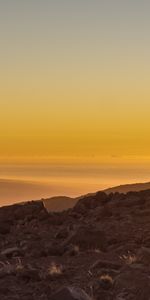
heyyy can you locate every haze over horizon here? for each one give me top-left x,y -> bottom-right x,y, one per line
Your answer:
1,155 -> 150,205
1,1 -> 150,205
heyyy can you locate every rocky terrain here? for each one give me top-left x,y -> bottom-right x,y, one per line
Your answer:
0,189 -> 150,299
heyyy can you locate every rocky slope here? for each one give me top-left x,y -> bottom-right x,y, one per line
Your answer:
0,190 -> 150,299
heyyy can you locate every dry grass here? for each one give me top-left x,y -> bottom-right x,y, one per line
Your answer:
0,259 -> 24,274
94,248 -> 101,254
99,274 -> 114,284
48,262 -> 63,276
15,258 -> 24,271
73,245 -> 80,254
120,253 -> 137,265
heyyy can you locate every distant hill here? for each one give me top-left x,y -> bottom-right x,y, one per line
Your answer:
104,182 -> 150,194
43,182 -> 150,211
1,178 -> 150,211
43,196 -> 78,212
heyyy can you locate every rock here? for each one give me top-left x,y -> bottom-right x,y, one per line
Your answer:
64,244 -> 80,256
0,223 -> 11,235
114,269 -> 150,300
1,247 -> 22,258
55,228 -> 69,239
64,226 -> 107,251
90,260 -> 122,272
119,194 -> 141,208
49,287 -> 91,300
46,244 -> 65,256
1,189 -> 150,299
93,276 -> 114,291
17,267 -> 41,282
137,247 -> 150,264
74,192 -> 107,212
93,288 -> 112,300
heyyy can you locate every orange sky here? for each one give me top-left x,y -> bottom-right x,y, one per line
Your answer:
1,1 -> 150,200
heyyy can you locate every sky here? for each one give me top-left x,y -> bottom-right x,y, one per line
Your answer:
0,0 -> 150,202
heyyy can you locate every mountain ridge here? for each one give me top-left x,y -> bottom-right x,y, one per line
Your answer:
43,181 -> 150,212
1,179 -> 150,210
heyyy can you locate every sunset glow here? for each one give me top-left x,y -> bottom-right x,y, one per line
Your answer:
1,1 -> 150,203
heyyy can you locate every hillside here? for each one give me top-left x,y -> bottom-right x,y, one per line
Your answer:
43,196 -> 78,212
43,181 -> 150,212
105,181 -> 150,194
1,179 -> 150,210
0,189 -> 150,299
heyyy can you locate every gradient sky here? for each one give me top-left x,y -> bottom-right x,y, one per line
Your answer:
1,1 -> 150,199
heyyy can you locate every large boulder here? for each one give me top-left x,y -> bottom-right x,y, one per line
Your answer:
114,268 -> 150,300
1,247 -> 22,258
0,222 -> 11,235
74,192 -> 108,213
137,247 -> 150,265
64,226 -> 107,251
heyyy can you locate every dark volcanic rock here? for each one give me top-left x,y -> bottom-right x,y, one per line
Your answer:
49,287 -> 91,300
114,268 -> 150,300
0,222 -> 11,234
1,247 -> 22,258
1,190 -> 150,299
74,192 -> 108,212
137,246 -> 150,265
64,226 -> 107,251
90,259 -> 122,272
